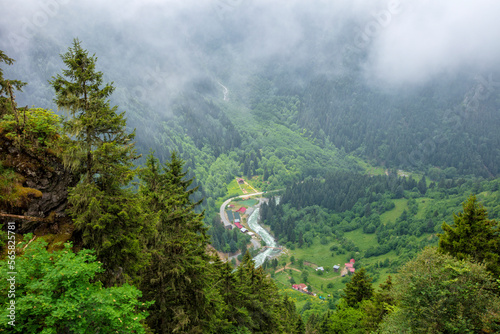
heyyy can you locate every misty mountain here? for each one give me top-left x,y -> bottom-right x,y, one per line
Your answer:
2,0 -> 500,178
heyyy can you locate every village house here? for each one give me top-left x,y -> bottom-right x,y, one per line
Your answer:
292,284 -> 308,292
345,258 -> 356,274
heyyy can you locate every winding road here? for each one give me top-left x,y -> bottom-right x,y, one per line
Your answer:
219,189 -> 283,267
219,192 -> 266,229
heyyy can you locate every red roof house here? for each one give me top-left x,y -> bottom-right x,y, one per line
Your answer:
234,222 -> 243,229
345,263 -> 353,268
349,267 -> 356,273
236,207 -> 247,214
293,284 -> 308,291
350,259 -> 355,264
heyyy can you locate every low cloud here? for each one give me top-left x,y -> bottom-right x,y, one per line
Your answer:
1,0 -> 500,107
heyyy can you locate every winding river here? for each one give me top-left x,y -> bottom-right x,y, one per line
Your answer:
247,206 -> 281,267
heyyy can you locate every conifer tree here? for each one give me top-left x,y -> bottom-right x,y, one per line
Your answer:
362,275 -> 395,331
438,195 -> 500,276
343,267 -> 374,307
139,152 -> 220,333
49,39 -> 144,285
0,50 -> 26,116
231,251 -> 290,333
0,50 -> 27,143
216,261 -> 252,332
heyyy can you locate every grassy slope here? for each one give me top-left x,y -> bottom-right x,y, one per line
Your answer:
380,199 -> 408,223
213,98 -> 500,309
273,193 -> 442,303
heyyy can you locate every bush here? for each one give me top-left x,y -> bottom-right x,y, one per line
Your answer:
386,247 -> 500,333
0,235 -> 151,333
1,108 -> 61,154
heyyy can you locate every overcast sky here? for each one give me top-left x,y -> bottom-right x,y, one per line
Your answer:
1,0 -> 500,94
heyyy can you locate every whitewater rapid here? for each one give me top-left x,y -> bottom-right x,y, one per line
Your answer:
247,207 -> 281,267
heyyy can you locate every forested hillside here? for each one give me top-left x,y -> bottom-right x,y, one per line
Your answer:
2,1 -> 500,333
4,2 -> 500,185
0,44 -> 303,333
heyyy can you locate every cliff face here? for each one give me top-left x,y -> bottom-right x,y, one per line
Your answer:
0,134 -> 77,234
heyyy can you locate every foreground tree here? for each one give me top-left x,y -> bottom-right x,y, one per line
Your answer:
381,247 -> 500,333
438,195 -> 500,276
324,299 -> 365,334
361,276 -> 395,332
343,268 -> 374,307
49,39 -> 144,284
138,152 -> 221,333
0,235 -> 151,333
223,251 -> 303,333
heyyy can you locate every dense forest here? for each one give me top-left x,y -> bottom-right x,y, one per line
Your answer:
2,1 -> 500,332
0,44 -> 302,333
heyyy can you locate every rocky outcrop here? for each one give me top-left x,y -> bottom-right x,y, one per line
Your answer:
0,134 -> 77,233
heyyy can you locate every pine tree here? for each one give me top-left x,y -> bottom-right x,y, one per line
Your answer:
417,176 -> 427,194
295,317 -> 305,334
438,195 -> 500,276
362,275 -> 395,331
0,51 -> 26,117
50,39 -> 138,182
216,261 -> 252,332
139,152 -> 220,333
0,50 -> 27,142
231,251 -> 285,332
49,39 -> 143,285
343,267 -> 374,307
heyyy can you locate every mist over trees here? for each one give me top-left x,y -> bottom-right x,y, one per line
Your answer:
2,0 -> 500,180
2,1 -> 500,333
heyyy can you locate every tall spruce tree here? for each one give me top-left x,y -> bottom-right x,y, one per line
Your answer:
0,51 -> 27,124
231,251 -> 296,333
438,195 -> 500,276
343,268 -> 374,307
49,39 -> 144,285
139,152 -> 220,333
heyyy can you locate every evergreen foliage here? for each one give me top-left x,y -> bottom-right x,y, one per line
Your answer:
49,39 -> 144,284
220,251 -> 304,333
360,276 -> 395,332
49,38 -> 138,181
342,268 -> 374,307
5,37 -> 500,334
0,50 -> 26,117
438,195 -> 500,276
138,152 -> 218,333
1,107 -> 61,154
